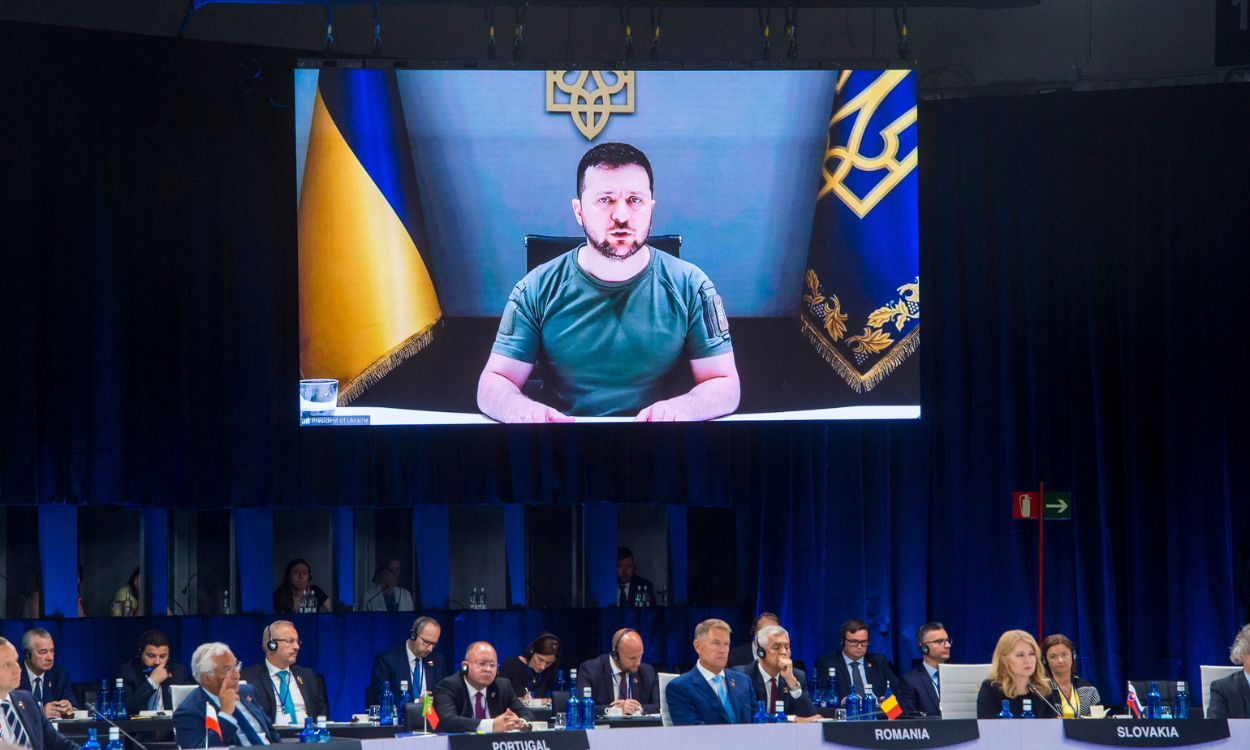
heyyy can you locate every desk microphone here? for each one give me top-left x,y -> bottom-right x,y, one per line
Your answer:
84,703 -> 151,750
1028,685 -> 1065,718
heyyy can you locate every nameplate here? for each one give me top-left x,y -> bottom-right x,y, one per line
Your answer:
1062,719 -> 1230,747
822,720 -> 979,749
302,415 -> 371,426
449,730 -> 590,750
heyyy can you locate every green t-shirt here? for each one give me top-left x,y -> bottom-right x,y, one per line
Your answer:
491,245 -> 733,417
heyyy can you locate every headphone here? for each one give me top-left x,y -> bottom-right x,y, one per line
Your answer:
916,621 -> 945,656
526,633 -> 560,660
409,616 -> 436,642
610,629 -> 636,661
459,661 -> 469,676
265,624 -> 278,652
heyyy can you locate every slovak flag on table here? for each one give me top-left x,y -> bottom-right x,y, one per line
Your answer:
204,701 -> 222,745
1125,682 -> 1145,718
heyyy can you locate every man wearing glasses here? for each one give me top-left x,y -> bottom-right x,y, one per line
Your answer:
815,619 -> 900,709
241,622 -> 328,726
174,643 -> 281,748
899,622 -> 952,717
431,642 -> 534,733
371,616 -> 446,704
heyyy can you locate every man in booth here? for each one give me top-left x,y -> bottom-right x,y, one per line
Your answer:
240,621 -> 328,726
430,642 -> 534,733
476,142 -> 740,422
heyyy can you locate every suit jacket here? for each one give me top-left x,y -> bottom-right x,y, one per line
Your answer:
814,652 -> 899,702
616,575 -> 654,608
117,660 -> 194,715
898,666 -> 941,717
430,674 -> 535,733
664,667 -> 754,725
19,664 -> 76,708
730,662 -> 815,717
576,653 -> 660,713
975,680 -> 1059,719
239,662 -> 328,724
1206,671 -> 1250,719
172,684 -> 282,748
370,643 -> 446,703
0,690 -> 79,750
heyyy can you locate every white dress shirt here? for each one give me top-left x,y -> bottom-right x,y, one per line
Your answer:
265,660 -> 308,725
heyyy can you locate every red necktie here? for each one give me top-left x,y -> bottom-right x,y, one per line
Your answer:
769,677 -> 781,709
619,671 -> 630,701
474,692 -> 486,719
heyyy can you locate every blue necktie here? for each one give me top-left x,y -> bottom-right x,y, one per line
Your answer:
712,675 -> 735,722
412,661 -> 423,696
278,671 -> 297,723
851,662 -> 865,697
234,703 -> 268,746
32,677 -> 43,706
3,700 -> 31,747
148,683 -> 163,711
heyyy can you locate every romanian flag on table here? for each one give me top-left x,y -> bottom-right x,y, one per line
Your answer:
422,692 -> 438,731
880,688 -> 903,720
1125,682 -> 1145,719
799,69 -> 919,394
299,69 -> 442,405
204,701 -> 221,742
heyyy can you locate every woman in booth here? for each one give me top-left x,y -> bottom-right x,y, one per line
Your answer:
273,558 -> 332,613
977,629 -> 1060,718
498,633 -> 561,700
111,568 -> 143,616
1041,634 -> 1101,717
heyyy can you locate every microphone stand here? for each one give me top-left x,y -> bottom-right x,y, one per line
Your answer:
1029,685 -> 1066,719
84,703 -> 151,750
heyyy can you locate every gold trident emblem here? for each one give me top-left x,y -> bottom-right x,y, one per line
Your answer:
546,70 -> 635,141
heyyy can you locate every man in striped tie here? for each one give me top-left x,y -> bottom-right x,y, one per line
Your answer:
0,636 -> 79,750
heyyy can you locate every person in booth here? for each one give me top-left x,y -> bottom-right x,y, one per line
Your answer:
728,612 -> 780,669
1040,633 -> 1100,718
498,633 -> 560,700
430,642 -> 535,733
174,643 -> 281,748
117,629 -> 193,715
476,142 -> 740,422
616,547 -> 655,607
576,628 -> 660,715
240,621 -> 328,726
17,629 -> 75,719
664,619 -> 753,725
360,557 -> 414,612
730,624 -> 819,721
976,630 -> 1059,718
898,621 -> 951,718
815,619 -> 900,705
0,636 -> 79,750
1207,623 -> 1250,719
272,558 -> 331,614
371,616 -> 445,701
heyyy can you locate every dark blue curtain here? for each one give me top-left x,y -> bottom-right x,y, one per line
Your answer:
3,19 -> 1249,713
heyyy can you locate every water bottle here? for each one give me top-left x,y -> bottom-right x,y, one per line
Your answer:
398,679 -> 411,727
222,589 -> 231,615
82,728 -> 102,750
772,700 -> 788,723
566,690 -> 582,730
105,727 -> 123,750
113,678 -> 128,719
752,700 -> 770,724
997,699 -> 1013,719
379,680 -> 394,726
844,690 -> 862,721
1146,682 -> 1162,720
479,587 -> 488,610
581,687 -> 595,729
862,686 -> 877,721
316,715 -> 330,743
1021,698 -> 1034,719
1174,681 -> 1189,719
97,679 -> 113,719
826,668 -> 839,708
299,717 -> 317,743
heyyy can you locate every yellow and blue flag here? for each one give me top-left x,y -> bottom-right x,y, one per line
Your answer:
298,69 -> 441,404
800,70 -> 919,393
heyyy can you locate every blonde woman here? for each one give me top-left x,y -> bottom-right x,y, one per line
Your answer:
976,630 -> 1059,718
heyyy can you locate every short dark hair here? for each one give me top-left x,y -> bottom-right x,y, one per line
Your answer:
841,619 -> 869,639
138,629 -> 170,651
617,547 -> 634,562
576,143 -> 654,198
916,621 -> 946,650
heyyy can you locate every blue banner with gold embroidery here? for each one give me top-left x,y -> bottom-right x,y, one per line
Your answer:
800,70 -> 919,394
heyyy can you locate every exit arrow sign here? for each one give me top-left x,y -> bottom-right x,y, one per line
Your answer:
1044,491 -> 1072,520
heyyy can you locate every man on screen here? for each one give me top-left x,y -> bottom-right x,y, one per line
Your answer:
477,142 -> 740,422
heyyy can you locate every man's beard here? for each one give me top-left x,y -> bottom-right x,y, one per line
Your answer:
588,224 -> 649,261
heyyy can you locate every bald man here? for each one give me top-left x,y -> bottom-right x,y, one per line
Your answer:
430,642 -> 535,733
576,628 -> 659,715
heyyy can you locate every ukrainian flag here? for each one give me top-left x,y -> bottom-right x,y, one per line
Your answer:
298,69 -> 441,404
800,70 -> 919,394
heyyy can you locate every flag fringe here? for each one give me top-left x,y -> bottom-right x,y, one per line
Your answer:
337,316 -> 442,406
800,317 -> 919,393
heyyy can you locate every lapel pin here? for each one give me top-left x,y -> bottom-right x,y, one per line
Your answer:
297,676 -> 304,686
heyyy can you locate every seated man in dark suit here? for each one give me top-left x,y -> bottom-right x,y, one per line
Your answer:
616,548 -> 655,608
727,612 -> 779,670
898,622 -> 950,718
118,629 -> 194,715
730,624 -> 818,720
240,621 -> 328,726
815,619 -> 900,706
18,629 -> 75,719
576,628 -> 660,715
431,642 -> 535,733
664,618 -> 753,725
173,642 -> 282,748
1208,624 -> 1250,719
371,616 -> 445,702
0,636 -> 79,750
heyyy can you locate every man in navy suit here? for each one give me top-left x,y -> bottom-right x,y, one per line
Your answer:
576,628 -> 660,715
815,619 -> 900,705
430,642 -> 534,733
730,624 -> 818,720
898,622 -> 950,718
664,619 -> 753,725
117,629 -> 194,715
1208,624 -> 1250,719
18,629 -> 75,720
0,637 -> 79,750
240,621 -> 329,726
370,616 -> 445,703
173,642 -> 282,748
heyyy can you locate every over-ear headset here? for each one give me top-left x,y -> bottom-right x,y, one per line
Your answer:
611,629 -> 636,661
265,624 -> 278,652
460,661 -> 469,676
916,622 -> 945,657
526,633 -> 560,660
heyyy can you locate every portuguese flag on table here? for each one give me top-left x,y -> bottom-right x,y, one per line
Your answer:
422,692 -> 439,731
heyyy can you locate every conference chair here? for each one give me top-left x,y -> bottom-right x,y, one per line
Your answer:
170,684 -> 197,709
1199,665 -> 1240,718
937,664 -> 991,719
658,672 -> 678,727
